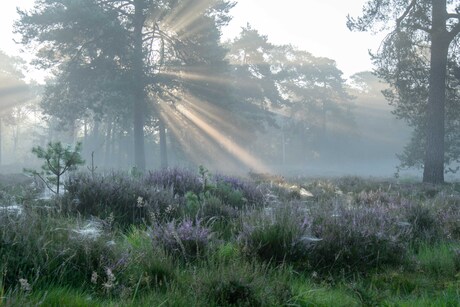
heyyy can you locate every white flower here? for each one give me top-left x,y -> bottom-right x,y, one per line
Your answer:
102,268 -> 116,290
19,278 -> 32,292
91,271 -> 98,284
137,196 -> 144,208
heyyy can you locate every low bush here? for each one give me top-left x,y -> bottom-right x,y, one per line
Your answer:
145,168 -> 203,196
111,227 -> 176,298
403,202 -> 440,245
213,174 -> 265,207
238,202 -> 312,264
151,218 -> 214,261
198,260 -> 293,306
63,173 -> 178,227
0,209 -> 117,291
309,203 -> 411,273
416,243 -> 459,278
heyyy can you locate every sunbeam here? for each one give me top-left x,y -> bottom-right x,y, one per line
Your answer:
175,102 -> 270,173
161,0 -> 215,38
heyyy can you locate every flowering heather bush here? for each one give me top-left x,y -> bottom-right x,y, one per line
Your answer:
238,202 -> 313,264
0,210 -> 117,290
113,227 -> 176,295
63,173 -> 178,227
309,202 -> 410,272
402,202 -> 440,245
300,180 -> 343,203
428,193 -> 460,241
145,168 -> 203,196
212,174 -> 265,207
198,194 -> 239,221
354,189 -> 403,207
151,219 -> 213,261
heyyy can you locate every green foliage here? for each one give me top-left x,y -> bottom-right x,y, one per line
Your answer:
63,172 -> 177,228
16,0 -> 236,170
348,0 -> 460,181
238,203 -> 311,265
291,279 -> 360,306
404,203 -> 440,246
116,227 -> 176,298
416,243 -> 460,279
197,260 -> 294,306
214,242 -> 240,263
0,209 -> 117,291
25,142 -> 84,195
185,191 -> 201,216
4,174 -> 460,305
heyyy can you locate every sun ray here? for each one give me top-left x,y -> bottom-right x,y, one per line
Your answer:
157,101 -> 244,171
175,102 -> 270,173
161,0 -> 215,38
159,69 -> 231,85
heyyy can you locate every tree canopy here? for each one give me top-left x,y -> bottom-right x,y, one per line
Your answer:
348,0 -> 460,183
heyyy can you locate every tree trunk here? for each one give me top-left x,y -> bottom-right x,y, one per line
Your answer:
133,0 -> 146,171
159,117 -> 168,168
105,120 -> 112,168
423,0 -> 449,184
0,117 -> 2,166
92,120 -> 100,166
13,125 -> 19,155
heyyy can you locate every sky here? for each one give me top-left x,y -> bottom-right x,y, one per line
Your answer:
0,0 -> 384,80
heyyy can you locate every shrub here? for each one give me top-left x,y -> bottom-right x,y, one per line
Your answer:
0,209 -> 117,290
416,243 -> 459,278
151,219 -> 214,261
210,278 -> 259,306
212,174 -> 265,207
403,202 -> 440,245
199,193 -> 238,222
238,202 -> 313,264
197,258 -> 294,306
25,142 -> 84,195
309,203 -> 410,273
145,168 -> 202,196
63,173 -> 178,227
113,227 -> 176,298
213,242 -> 240,263
432,194 -> 460,240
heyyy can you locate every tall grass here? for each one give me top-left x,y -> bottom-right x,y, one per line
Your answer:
1,171 -> 460,304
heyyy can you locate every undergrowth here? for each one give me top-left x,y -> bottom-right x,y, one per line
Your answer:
1,169 -> 459,305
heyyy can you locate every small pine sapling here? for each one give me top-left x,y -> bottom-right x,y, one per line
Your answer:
25,141 -> 85,195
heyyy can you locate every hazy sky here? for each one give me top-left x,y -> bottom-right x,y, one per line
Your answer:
0,0 -> 383,79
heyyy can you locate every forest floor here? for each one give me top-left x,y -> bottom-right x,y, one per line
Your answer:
0,169 -> 459,306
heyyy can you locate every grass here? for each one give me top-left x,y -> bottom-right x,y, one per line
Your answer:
1,169 -> 460,305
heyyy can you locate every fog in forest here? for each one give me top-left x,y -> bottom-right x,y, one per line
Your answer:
0,0 -> 454,180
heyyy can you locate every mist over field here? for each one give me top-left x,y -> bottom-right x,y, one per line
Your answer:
3,2 -> 460,306
0,0 -> 458,182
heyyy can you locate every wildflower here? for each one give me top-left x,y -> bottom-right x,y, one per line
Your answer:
136,196 -> 144,208
19,278 -> 31,292
91,271 -> 98,284
165,204 -> 175,214
106,212 -> 114,226
102,268 -> 116,290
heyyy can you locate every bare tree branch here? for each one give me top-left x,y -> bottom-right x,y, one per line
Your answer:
396,0 -> 417,28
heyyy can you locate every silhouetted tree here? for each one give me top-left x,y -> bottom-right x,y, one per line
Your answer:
348,0 -> 460,183
227,28 -> 353,163
0,51 -> 32,165
16,0 -> 235,171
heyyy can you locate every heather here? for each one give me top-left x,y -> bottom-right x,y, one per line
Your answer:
1,169 -> 460,305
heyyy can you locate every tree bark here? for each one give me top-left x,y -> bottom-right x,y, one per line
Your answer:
159,117 -> 168,168
132,0 -> 146,171
0,117 -> 2,166
423,0 -> 449,184
105,120 -> 112,168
